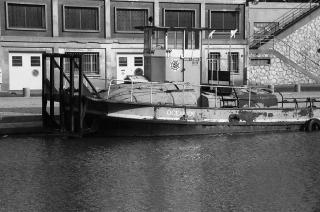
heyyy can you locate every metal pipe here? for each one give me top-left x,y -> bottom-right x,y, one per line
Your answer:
215,87 -> 218,108
78,55 -> 83,134
130,81 -> 134,102
42,53 -> 47,127
59,56 -> 65,132
182,84 -> 185,106
248,87 -> 251,108
150,83 -> 153,104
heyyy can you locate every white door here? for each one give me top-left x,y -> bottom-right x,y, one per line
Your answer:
9,53 -> 42,90
116,54 -> 144,82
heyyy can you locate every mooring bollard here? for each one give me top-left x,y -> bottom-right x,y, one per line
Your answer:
294,84 -> 301,93
268,84 -> 275,93
23,88 -> 30,97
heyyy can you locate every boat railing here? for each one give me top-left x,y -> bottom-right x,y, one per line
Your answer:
106,79 -> 302,108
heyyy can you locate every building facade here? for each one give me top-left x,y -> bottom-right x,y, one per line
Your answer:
0,0 -> 249,92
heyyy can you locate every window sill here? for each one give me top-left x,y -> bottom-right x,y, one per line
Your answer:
6,27 -> 47,31
115,31 -> 144,34
63,29 -> 100,33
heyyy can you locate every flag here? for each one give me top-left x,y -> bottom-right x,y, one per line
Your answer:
208,30 -> 215,39
230,29 -> 238,38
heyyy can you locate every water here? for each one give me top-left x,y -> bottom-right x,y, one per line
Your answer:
1,132 -> 320,212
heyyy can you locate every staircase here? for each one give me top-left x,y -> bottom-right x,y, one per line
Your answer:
250,0 -> 320,49
253,37 -> 320,82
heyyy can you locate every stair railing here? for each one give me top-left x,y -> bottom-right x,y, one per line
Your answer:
250,0 -> 320,48
272,37 -> 320,78
253,36 -> 320,79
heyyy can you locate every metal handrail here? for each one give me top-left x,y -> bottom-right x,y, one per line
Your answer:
251,34 -> 320,79
250,0 -> 320,48
106,79 -> 296,108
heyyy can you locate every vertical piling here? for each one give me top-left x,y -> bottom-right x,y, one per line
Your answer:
59,56 -> 65,132
78,55 -> 83,134
70,57 -> 75,133
50,56 -> 55,118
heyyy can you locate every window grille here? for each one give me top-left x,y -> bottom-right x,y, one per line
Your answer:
7,3 -> 46,29
134,57 -> 143,66
116,8 -> 148,32
12,56 -> 22,67
118,57 -> 127,67
31,56 -> 41,66
64,6 -> 99,31
64,53 -> 99,74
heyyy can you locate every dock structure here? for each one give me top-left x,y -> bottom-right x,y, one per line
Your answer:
42,53 -> 100,136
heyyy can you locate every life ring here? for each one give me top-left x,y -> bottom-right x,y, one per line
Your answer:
305,118 -> 320,132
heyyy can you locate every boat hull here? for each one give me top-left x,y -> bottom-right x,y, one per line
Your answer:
90,116 -> 305,136
83,100 -> 315,136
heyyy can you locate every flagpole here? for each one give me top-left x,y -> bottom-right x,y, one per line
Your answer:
208,30 -> 215,86
229,29 -> 238,86
229,34 -> 232,86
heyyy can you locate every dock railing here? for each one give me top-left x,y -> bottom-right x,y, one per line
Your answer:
105,79 -> 319,109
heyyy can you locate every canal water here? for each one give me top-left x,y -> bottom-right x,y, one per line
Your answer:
1,132 -> 320,212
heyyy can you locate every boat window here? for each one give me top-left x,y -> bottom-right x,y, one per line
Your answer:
152,31 -> 165,49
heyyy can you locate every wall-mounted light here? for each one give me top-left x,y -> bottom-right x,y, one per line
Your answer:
246,0 -> 259,6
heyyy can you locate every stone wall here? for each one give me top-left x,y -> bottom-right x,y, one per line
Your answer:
248,53 -> 315,85
249,8 -> 320,85
282,15 -> 320,64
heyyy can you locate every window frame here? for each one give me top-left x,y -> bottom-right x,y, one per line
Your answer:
64,52 -> 100,75
228,52 -> 240,74
6,2 -> 47,31
209,10 -> 239,34
163,8 -> 196,28
63,5 -> 100,33
114,7 -> 149,34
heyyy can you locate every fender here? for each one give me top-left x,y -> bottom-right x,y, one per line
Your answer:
305,118 -> 320,132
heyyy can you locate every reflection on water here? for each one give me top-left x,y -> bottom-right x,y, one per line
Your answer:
1,132 -> 320,211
